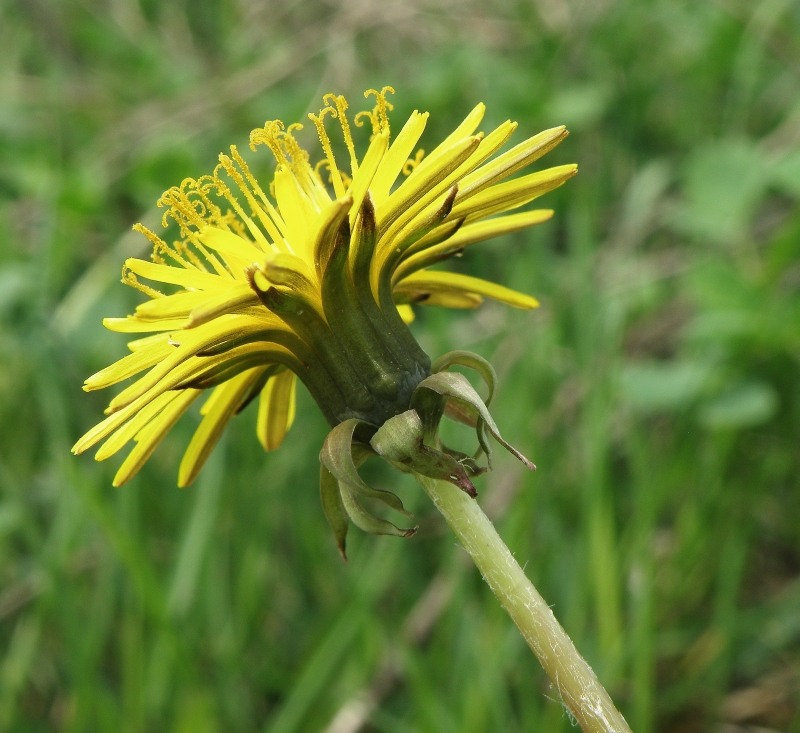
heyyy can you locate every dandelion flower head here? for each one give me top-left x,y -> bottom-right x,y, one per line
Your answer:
73,86 -> 576,492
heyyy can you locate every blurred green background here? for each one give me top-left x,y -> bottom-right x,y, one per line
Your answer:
2,0 -> 799,731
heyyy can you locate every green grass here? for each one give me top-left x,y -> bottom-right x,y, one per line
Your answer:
2,0 -> 799,731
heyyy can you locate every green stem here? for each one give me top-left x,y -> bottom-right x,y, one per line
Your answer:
417,474 -> 632,733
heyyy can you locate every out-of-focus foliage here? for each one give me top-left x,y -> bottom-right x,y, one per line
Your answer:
1,0 -> 798,731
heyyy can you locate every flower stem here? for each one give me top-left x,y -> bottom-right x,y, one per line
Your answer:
416,474 -> 632,733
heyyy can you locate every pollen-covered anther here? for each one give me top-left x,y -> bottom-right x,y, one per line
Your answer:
155,181 -> 208,235
322,93 -> 359,174
281,123 -> 308,163
308,106 -> 347,198
354,85 -> 395,136
249,119 -> 287,159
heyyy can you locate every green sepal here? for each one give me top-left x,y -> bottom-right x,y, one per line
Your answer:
319,201 -> 431,426
349,443 -> 413,516
348,196 -> 428,363
338,482 -> 417,540
404,383 -> 444,444
319,419 -> 416,543
414,371 -> 536,471
430,351 -> 497,464
320,464 -> 349,559
431,349 -> 497,406
370,410 -> 479,497
349,193 -> 378,288
476,418 -> 493,468
313,196 -> 352,278
368,410 -> 421,461
320,208 -> 405,398
320,419 -> 412,515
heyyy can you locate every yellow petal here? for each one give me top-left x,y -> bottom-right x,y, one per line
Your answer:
113,389 -> 200,486
368,111 -> 429,205
178,369 -> 263,486
396,270 -> 539,309
106,319 -> 283,412
447,120 -> 518,184
312,196 -> 353,277
257,369 -> 297,450
346,129 -> 389,223
125,258 -> 228,291
394,209 -> 554,282
396,304 -> 415,323
450,164 -> 578,221
379,135 -> 481,236
126,333 -> 173,352
399,290 -> 484,309
131,284 -> 258,325
185,287 -> 261,328
103,316 -> 190,333
96,390 -> 182,461
199,227 -> 268,274
84,341 -> 174,391
261,252 -> 320,305
274,166 -> 318,252
134,291 -> 213,320
432,102 -> 485,150
381,122 -> 519,259
457,126 -> 570,199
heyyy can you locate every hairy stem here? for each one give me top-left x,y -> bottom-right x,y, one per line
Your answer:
417,474 -> 632,733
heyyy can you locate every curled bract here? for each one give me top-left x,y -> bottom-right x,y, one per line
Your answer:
319,351 -> 534,558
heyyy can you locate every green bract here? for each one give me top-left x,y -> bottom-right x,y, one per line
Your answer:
319,351 -> 535,557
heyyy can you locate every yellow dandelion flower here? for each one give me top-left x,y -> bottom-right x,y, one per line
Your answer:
73,87 -> 575,543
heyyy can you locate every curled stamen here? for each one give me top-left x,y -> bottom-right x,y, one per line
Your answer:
121,264 -> 164,299
157,186 -> 182,228
249,120 -> 288,165
196,174 -> 217,194
133,223 -> 190,270
215,153 -> 285,247
353,109 -> 375,133
314,161 -> 353,193
325,93 -> 359,176
402,149 -> 426,176
228,146 -> 281,225
309,106 -> 346,198
281,125 -> 311,169
181,177 -> 228,227
174,238 -> 208,272
214,159 -> 258,220
364,86 -> 395,135
169,186 -> 236,275
269,126 -> 331,214
133,222 -> 167,252
157,181 -> 209,235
